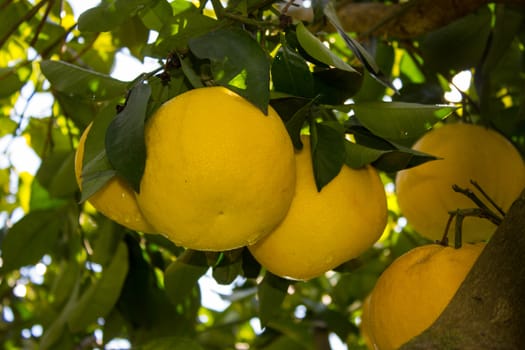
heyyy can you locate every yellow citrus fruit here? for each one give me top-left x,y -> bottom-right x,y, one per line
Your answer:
366,243 -> 485,350
136,86 -> 296,251
360,295 -> 374,349
396,123 -> 525,243
75,123 -> 155,232
248,136 -> 387,280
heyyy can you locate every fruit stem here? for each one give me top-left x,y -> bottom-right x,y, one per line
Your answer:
469,179 -> 506,217
451,184 -> 503,226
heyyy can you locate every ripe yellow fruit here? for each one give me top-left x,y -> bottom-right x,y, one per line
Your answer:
366,243 -> 485,350
136,87 -> 296,251
75,123 -> 155,233
249,136 -> 387,280
360,295 -> 374,349
396,123 -> 525,243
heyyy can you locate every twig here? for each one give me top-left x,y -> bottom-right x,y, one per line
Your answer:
0,0 -> 49,50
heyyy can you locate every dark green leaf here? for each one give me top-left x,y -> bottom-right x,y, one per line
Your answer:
349,102 -> 454,146
115,16 -> 150,59
0,208 -> 64,273
164,250 -> 209,307
310,121 -> 346,191
40,60 -> 128,101
140,337 -> 205,350
285,98 -> 318,149
258,272 -> 291,326
482,6 -> 524,74
0,67 -> 29,98
313,67 -> 363,105
212,249 -> 244,284
36,151 -> 77,198
143,6 -> 218,57
372,144 -> 438,173
189,28 -> 271,113
50,260 -> 81,308
296,22 -> 356,73
91,219 -> 125,265
78,5 -> 124,32
344,140 -> 388,169
271,36 -> 314,98
420,7 -> 491,73
67,241 -> 129,332
78,0 -> 151,32
105,83 -> 150,192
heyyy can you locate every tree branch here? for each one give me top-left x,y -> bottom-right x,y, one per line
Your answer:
400,187 -> 525,349
334,0 -> 525,38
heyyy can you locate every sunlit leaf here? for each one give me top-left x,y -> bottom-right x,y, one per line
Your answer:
296,22 -> 356,73
40,60 -> 128,101
349,102 -> 454,146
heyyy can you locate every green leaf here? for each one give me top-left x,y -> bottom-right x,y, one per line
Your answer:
0,67 -> 29,98
295,22 -> 356,73
140,0 -> 174,31
284,98 -> 318,149
36,151 -> 77,198
78,0 -> 151,32
349,102 -> 454,146
29,178 -> 68,211
310,121 -> 346,191
67,241 -> 129,332
189,28 -> 271,114
78,5 -> 124,32
143,6 -> 218,57
40,60 -> 128,101
344,140 -> 388,168
79,104 -> 119,203
115,16 -> 150,59
420,7 -> 491,73
212,249 -> 244,284
313,67 -> 363,105
0,118 -> 18,137
105,83 -> 150,192
91,218 -> 125,266
164,250 -> 209,307
257,272 -> 291,326
140,337 -> 205,350
0,208 -> 64,274
271,36 -> 314,98
372,144 -> 438,173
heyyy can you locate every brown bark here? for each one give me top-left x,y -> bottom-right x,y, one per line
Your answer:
335,0 -> 525,38
399,188 -> 525,349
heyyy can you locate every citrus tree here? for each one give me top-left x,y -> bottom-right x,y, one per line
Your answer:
1,0 -> 524,349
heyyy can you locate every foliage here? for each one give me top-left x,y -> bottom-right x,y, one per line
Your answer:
0,0 -> 524,349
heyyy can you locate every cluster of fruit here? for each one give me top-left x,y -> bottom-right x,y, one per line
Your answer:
361,123 -> 525,349
75,86 -> 388,281
76,86 -> 525,348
